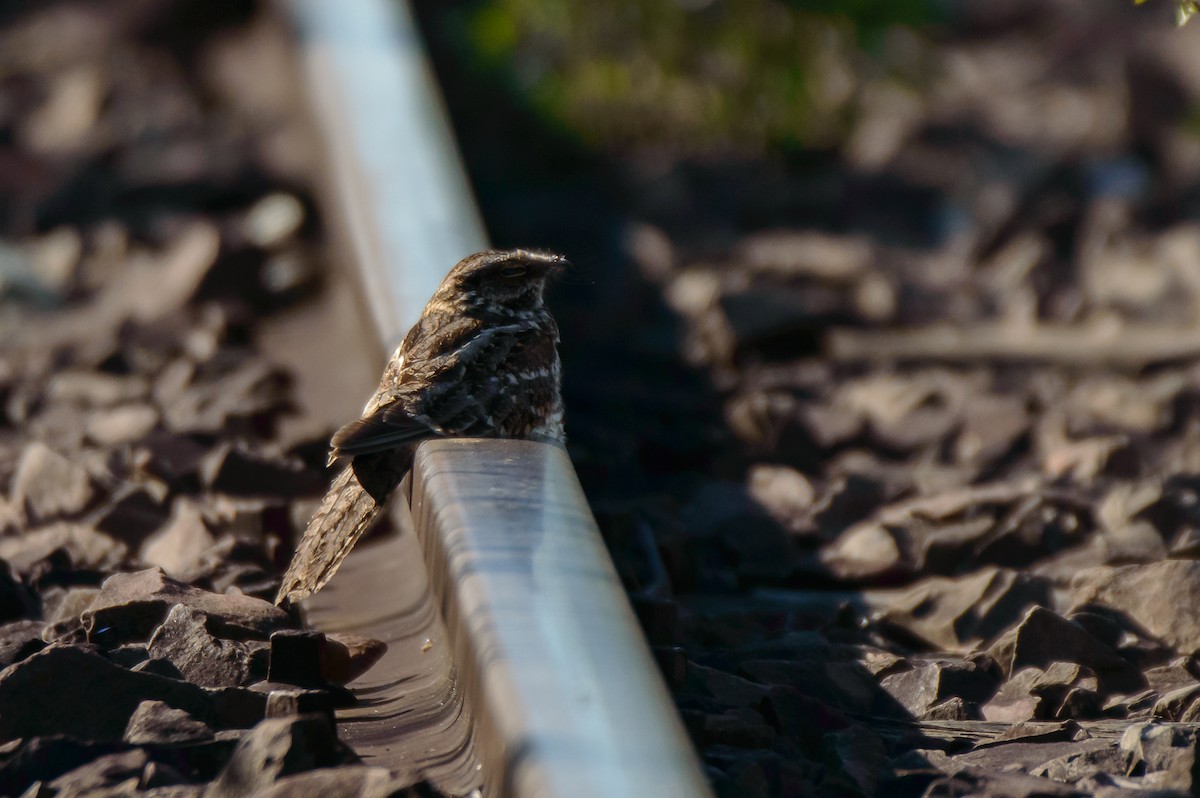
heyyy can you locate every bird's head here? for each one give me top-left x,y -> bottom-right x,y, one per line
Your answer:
436,249 -> 568,313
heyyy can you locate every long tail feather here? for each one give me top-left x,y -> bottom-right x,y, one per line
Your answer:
275,467 -> 383,606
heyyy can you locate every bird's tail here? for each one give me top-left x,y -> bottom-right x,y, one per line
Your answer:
275,466 -> 383,606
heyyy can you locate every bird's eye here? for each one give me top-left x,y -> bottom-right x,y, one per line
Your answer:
500,264 -> 528,278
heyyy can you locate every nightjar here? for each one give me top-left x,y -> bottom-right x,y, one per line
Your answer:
275,249 -> 567,606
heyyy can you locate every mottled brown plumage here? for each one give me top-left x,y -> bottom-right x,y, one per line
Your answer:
275,249 -> 567,606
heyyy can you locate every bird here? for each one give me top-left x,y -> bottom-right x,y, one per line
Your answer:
275,248 -> 567,607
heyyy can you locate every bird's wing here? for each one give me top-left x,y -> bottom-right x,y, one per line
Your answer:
331,320 -> 538,459
329,411 -> 441,458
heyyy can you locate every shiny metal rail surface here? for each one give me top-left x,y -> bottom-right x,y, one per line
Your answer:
287,0 -> 487,350
412,440 -> 713,798
301,503 -> 483,794
285,0 -> 714,795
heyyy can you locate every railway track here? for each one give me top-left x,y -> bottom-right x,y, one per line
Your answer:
281,1 -> 712,795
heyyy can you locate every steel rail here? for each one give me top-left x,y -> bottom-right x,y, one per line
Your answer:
283,1 -> 713,796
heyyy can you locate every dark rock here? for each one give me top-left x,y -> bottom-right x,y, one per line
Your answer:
81,568 -> 289,645
988,607 -> 1136,688
1154,684 -> 1200,722
982,667 -> 1050,723
47,748 -> 148,795
681,481 -> 796,583
879,568 -> 1051,650
741,658 -> 878,715
652,646 -> 689,689
0,621 -> 44,668
201,443 -> 321,498
1104,689 -> 1158,720
147,605 -> 252,688
319,633 -> 387,685
758,686 -> 851,752
10,442 -> 94,522
972,497 -> 1089,569
983,720 -> 1087,746
46,586 -> 101,625
700,709 -> 777,749
686,663 -> 770,712
267,630 -> 327,687
140,499 -> 216,579
141,430 -> 209,490
0,564 -> 36,625
0,644 -> 263,741
0,524 -> 126,576
811,474 -> 887,538
124,699 -> 214,744
108,644 -> 149,668
205,715 -> 352,798
92,487 -> 171,549
954,738 -> 1115,786
1120,722 -> 1200,790
0,737 -> 128,794
262,687 -> 336,720
911,515 -> 995,574
141,760 -> 191,790
162,360 -> 288,435
1144,658 -> 1200,694
954,394 -> 1028,467
879,660 -> 998,716
253,767 -> 426,798
133,657 -> 186,680
920,769 -> 1086,797
822,724 -> 887,797
1027,663 -> 1102,721
41,585 -> 101,642
921,697 -> 975,721
1055,685 -> 1103,720
1071,561 -> 1200,655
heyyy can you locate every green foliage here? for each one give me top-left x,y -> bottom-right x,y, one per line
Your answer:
1135,0 -> 1199,25
463,0 -> 940,153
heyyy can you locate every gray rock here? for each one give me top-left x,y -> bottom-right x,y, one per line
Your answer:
0,620 -> 45,668
1120,722 -> 1200,790
319,633 -> 388,685
0,564 -> 35,625
880,568 -> 1051,650
48,749 -> 148,795
91,487 -> 171,549
1072,561 -> 1200,655
85,403 -> 159,446
879,660 -> 996,717
201,443 -> 321,498
252,768 -> 426,798
982,667 -> 1050,723
140,499 -> 216,579
1154,684 -> 1200,722
81,568 -> 289,645
822,725 -> 887,797
0,524 -> 126,575
0,644 -> 264,741
148,605 -> 252,688
10,442 -> 94,523
124,700 -> 214,744
988,606 -> 1135,688
205,715 -> 351,798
